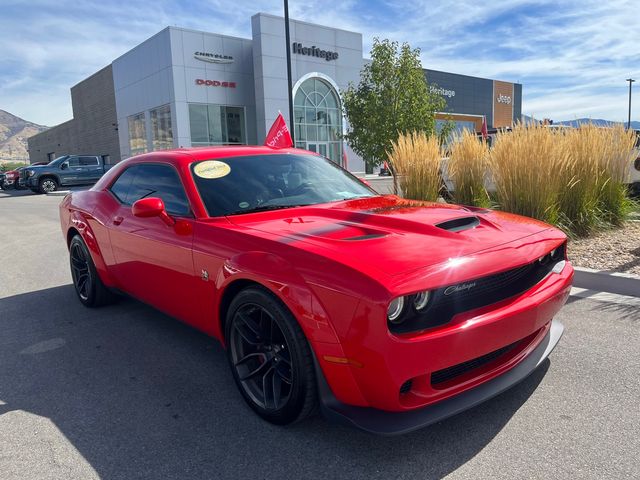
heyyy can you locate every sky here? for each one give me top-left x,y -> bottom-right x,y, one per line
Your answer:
0,0 -> 638,127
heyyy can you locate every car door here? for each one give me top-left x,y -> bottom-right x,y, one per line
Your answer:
106,163 -> 198,323
79,156 -> 103,183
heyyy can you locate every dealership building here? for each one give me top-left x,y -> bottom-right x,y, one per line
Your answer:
28,12 -> 522,174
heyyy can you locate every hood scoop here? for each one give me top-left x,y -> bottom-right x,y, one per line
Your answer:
435,216 -> 480,233
343,233 -> 387,241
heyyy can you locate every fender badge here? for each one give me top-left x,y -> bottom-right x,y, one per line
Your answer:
201,269 -> 209,281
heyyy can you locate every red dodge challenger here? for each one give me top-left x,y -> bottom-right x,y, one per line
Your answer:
59,146 -> 573,434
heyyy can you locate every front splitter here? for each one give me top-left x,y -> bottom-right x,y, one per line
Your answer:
317,319 -> 564,435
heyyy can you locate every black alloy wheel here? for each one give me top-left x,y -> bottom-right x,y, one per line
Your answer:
70,239 -> 92,302
68,235 -> 116,307
226,288 -> 317,424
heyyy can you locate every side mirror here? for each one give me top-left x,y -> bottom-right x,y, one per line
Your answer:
60,162 -> 68,170
132,197 -> 175,226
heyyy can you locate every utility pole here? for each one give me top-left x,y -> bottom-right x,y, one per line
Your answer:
626,78 -> 635,130
284,0 -> 295,142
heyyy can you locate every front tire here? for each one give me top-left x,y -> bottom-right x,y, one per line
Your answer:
69,235 -> 116,307
39,177 -> 58,194
225,287 -> 317,425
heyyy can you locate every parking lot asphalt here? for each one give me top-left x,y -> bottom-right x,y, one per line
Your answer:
1,189 -> 639,480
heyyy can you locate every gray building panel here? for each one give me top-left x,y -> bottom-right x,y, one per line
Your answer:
28,65 -> 119,164
426,68 -> 497,127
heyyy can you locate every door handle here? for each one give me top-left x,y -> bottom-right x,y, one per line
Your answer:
113,216 -> 124,226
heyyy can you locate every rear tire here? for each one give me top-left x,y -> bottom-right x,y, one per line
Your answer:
69,235 -> 116,307
225,287 -> 317,425
39,177 -> 58,194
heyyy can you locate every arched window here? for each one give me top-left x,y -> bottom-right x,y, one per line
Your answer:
293,77 -> 342,165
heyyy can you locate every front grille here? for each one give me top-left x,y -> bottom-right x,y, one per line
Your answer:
390,243 -> 566,333
431,342 -> 517,387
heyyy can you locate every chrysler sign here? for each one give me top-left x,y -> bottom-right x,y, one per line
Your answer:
292,42 -> 339,61
194,51 -> 234,64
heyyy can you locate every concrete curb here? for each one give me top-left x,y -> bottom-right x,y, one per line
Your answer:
573,267 -> 640,298
46,190 -> 71,197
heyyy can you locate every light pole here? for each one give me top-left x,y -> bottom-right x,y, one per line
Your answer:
626,78 -> 635,130
284,0 -> 295,142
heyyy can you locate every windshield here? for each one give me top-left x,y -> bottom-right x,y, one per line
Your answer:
49,156 -> 70,166
191,153 -> 377,216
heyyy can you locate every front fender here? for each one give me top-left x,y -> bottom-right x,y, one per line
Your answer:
217,251 -> 347,345
36,172 -> 61,185
216,250 -> 370,407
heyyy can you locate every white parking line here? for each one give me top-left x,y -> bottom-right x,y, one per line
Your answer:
570,287 -> 640,308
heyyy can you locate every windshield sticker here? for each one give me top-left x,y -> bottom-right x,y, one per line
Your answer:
194,161 -> 231,179
238,202 -> 250,209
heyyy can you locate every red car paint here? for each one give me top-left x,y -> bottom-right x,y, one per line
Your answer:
59,146 -> 573,413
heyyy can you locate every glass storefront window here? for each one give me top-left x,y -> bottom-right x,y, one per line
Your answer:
128,112 -> 147,156
150,104 -> 174,151
226,107 -> 245,144
189,104 -> 247,146
293,77 -> 343,165
189,105 -> 209,144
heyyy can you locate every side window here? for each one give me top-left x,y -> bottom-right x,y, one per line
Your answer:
127,164 -> 190,216
67,156 -> 80,167
79,156 -> 99,166
109,166 -> 138,203
109,164 -> 190,216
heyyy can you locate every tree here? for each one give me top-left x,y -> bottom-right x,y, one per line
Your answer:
343,38 -> 447,177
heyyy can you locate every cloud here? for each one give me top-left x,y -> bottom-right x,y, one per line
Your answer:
0,0 -> 638,125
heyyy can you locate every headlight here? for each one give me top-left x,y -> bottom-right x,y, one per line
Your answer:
26,170 -> 35,177
387,297 -> 405,324
413,290 -> 431,311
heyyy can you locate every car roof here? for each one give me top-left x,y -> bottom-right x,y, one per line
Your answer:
128,145 -> 314,166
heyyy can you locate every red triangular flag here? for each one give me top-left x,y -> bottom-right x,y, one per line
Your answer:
481,116 -> 488,140
264,112 -> 293,149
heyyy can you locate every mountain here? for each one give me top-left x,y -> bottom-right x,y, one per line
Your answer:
521,115 -> 639,129
0,110 -> 48,164
555,118 -> 640,129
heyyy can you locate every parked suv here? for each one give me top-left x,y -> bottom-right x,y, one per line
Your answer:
23,155 -> 113,194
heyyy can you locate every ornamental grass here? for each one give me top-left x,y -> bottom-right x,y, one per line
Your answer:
488,122 -> 636,237
387,123 -> 636,237
388,131 -> 442,201
488,122 -> 563,225
446,130 -> 490,207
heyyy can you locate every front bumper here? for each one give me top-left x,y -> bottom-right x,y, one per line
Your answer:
318,319 -> 563,435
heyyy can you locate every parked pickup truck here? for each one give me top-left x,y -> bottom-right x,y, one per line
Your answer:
23,155 -> 113,194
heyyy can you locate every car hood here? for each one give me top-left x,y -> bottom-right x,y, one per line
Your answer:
227,196 -> 554,276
